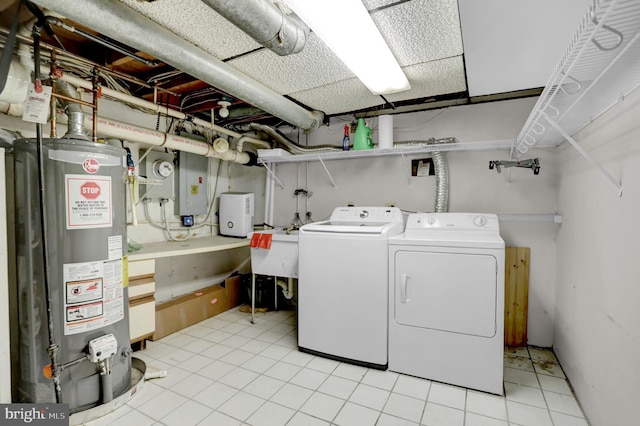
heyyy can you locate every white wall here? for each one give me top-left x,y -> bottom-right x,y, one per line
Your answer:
274,97 -> 560,346
554,87 -> 640,426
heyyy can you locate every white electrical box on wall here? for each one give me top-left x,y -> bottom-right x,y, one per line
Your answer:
219,192 -> 254,237
175,151 -> 208,216
139,150 -> 174,200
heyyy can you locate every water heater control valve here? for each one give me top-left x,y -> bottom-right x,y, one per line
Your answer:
87,334 -> 118,363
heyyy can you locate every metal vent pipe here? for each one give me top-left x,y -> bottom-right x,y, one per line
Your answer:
201,0 -> 308,56
53,80 -> 87,140
30,0 -> 324,132
394,138 -> 455,213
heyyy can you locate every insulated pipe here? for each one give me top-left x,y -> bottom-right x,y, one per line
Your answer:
236,136 -> 271,152
201,0 -> 308,56
245,123 -> 342,153
30,0 -> 324,131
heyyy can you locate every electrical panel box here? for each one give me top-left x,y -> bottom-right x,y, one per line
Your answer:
175,151 -> 208,216
139,150 -> 175,200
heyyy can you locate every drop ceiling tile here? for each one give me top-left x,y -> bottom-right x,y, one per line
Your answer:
290,78 -> 382,115
228,33 -> 353,94
119,0 -> 260,59
290,56 -> 466,115
363,0 -> 400,9
372,0 -> 463,66
385,56 -> 467,103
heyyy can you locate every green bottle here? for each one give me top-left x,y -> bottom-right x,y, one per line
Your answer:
352,118 -> 373,150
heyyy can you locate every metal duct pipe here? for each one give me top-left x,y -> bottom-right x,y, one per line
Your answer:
30,0 -> 324,131
243,123 -> 342,154
201,0 -> 308,56
431,149 -> 449,213
394,138 -> 455,213
53,80 -> 87,140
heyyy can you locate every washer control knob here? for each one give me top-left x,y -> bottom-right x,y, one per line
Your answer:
359,210 -> 369,219
427,216 -> 436,225
474,215 -> 487,227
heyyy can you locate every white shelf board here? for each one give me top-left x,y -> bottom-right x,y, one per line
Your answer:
259,139 -> 518,164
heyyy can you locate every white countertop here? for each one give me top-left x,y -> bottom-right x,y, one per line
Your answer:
127,235 -> 250,261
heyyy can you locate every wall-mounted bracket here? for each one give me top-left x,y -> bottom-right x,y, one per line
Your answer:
259,159 -> 284,189
400,152 -> 412,187
490,158 -> 540,175
543,113 -> 623,196
317,156 -> 337,188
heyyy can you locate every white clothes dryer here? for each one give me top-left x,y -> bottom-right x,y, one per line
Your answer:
298,207 -> 404,368
388,213 -> 505,394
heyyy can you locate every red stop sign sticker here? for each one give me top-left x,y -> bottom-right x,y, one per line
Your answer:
80,181 -> 101,199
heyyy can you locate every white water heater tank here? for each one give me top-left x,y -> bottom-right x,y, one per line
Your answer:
219,192 -> 254,237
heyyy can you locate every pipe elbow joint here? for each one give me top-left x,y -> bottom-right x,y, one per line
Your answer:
243,151 -> 259,167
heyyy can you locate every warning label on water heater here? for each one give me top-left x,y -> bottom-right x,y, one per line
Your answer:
63,258 -> 124,335
65,174 -> 112,229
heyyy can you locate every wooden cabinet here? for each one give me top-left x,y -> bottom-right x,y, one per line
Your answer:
127,258 -> 155,346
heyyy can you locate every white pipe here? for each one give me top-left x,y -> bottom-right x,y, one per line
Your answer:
0,101 -> 24,117
55,113 -> 254,164
0,148 -> 10,402
144,370 -> 168,380
277,278 -> 294,299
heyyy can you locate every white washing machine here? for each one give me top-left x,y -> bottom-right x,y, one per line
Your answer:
388,213 -> 505,394
298,207 -> 404,368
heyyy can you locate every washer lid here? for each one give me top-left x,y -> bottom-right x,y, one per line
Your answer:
301,220 -> 401,235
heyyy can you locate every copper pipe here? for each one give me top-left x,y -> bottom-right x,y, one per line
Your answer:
51,92 -> 94,108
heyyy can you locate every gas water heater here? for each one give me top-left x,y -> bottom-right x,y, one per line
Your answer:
13,137 -> 131,412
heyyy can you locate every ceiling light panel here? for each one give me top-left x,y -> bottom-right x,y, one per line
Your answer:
120,0 -> 260,59
229,0 -> 462,95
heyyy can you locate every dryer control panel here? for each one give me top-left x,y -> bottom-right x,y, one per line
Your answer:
406,213 -> 499,231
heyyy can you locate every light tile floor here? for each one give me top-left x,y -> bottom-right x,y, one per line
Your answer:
83,307 -> 589,426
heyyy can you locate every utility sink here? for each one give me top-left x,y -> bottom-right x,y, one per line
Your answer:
249,229 -> 299,278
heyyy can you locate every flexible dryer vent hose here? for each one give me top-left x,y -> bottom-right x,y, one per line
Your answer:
394,137 -> 456,213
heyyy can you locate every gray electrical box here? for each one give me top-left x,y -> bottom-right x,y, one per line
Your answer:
175,151 -> 209,215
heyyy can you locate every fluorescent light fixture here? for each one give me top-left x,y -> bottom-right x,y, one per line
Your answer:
284,0 -> 410,95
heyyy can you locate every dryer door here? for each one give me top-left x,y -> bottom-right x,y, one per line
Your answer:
393,250 -> 497,338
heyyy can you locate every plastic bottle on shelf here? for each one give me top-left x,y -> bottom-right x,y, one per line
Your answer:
342,125 -> 350,151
